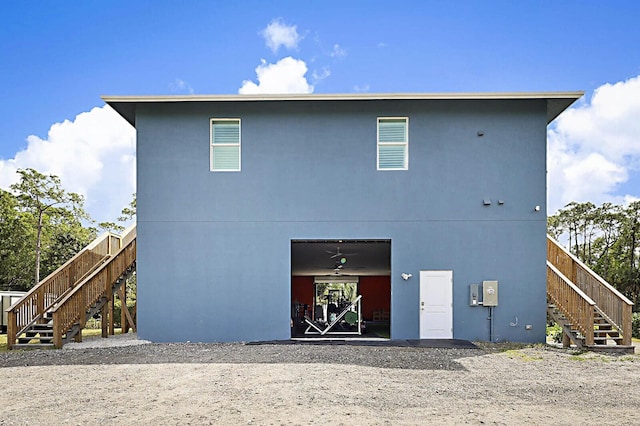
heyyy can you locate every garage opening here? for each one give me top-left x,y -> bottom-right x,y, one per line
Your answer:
291,240 -> 391,339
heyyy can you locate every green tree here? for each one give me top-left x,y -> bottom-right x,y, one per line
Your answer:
97,221 -> 125,234
613,201 -> 640,306
590,203 -> 622,278
10,168 -> 87,285
40,213 -> 96,279
556,202 -> 597,261
0,189 -> 34,290
547,214 -> 564,240
40,232 -> 87,279
118,193 -> 136,222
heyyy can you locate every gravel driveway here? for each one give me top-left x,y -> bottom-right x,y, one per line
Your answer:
0,335 -> 638,425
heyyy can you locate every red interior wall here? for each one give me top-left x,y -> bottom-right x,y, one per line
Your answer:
291,276 -> 314,306
359,276 -> 391,321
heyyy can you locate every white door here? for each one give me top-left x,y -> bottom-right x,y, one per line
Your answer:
419,270 -> 453,339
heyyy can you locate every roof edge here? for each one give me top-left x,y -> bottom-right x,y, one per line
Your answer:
103,91 -> 584,126
102,91 -> 584,103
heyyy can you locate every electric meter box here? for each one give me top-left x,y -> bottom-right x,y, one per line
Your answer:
482,280 -> 498,306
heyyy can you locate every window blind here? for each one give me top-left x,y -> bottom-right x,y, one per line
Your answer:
378,118 -> 407,170
211,119 -> 240,171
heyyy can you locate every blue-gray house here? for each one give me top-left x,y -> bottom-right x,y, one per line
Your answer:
104,92 -> 582,343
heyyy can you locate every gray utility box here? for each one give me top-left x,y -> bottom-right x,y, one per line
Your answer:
469,284 -> 479,306
482,281 -> 498,306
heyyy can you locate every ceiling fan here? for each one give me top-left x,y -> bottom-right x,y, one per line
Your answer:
331,268 -> 355,276
325,246 -> 357,259
328,260 -> 365,273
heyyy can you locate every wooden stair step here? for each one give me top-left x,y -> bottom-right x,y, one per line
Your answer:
25,333 -> 53,338
594,334 -> 620,339
32,325 -> 53,331
593,330 -> 619,335
585,345 -> 635,354
11,343 -> 55,350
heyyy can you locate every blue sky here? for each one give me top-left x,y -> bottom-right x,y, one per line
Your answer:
1,1 -> 640,223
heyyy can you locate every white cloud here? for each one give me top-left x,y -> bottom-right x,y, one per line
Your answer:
260,18 -> 302,53
238,57 -> 313,94
353,84 -> 370,92
0,106 -> 136,224
622,194 -> 640,205
169,78 -> 194,94
311,67 -> 330,83
330,44 -> 346,58
548,75 -> 640,213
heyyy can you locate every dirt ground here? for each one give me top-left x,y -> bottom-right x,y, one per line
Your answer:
0,337 -> 638,425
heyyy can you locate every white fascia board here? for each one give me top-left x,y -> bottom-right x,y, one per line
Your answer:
102,91 -> 584,103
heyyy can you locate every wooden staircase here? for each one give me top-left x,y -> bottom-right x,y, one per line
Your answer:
547,236 -> 634,353
6,225 -> 136,349
16,315 -> 54,348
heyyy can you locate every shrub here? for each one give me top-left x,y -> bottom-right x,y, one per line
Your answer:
85,318 -> 102,329
633,312 -> 640,339
113,300 -> 136,328
546,322 -> 563,343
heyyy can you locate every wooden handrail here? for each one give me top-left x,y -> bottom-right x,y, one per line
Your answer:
547,261 -> 595,346
5,231 -> 122,350
547,236 -> 633,345
51,235 -> 136,348
120,224 -> 137,248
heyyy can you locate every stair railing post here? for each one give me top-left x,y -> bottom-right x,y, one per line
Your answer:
101,296 -> 108,338
7,310 -> 17,350
107,258 -> 113,335
75,285 -> 84,343
36,286 -> 44,324
622,303 -> 632,346
120,283 -> 127,334
584,305 -> 594,346
109,295 -> 115,336
52,310 -> 62,349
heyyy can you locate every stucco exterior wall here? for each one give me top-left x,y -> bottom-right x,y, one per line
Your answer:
135,99 -> 548,343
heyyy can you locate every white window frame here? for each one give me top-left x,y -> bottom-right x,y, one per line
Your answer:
377,117 -> 409,171
210,118 -> 241,172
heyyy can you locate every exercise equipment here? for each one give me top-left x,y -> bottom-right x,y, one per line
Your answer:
304,295 -> 362,335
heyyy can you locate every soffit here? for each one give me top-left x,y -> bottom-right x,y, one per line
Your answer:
102,91 -> 584,127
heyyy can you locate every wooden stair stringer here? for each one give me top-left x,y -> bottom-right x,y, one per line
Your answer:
547,303 -> 585,349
